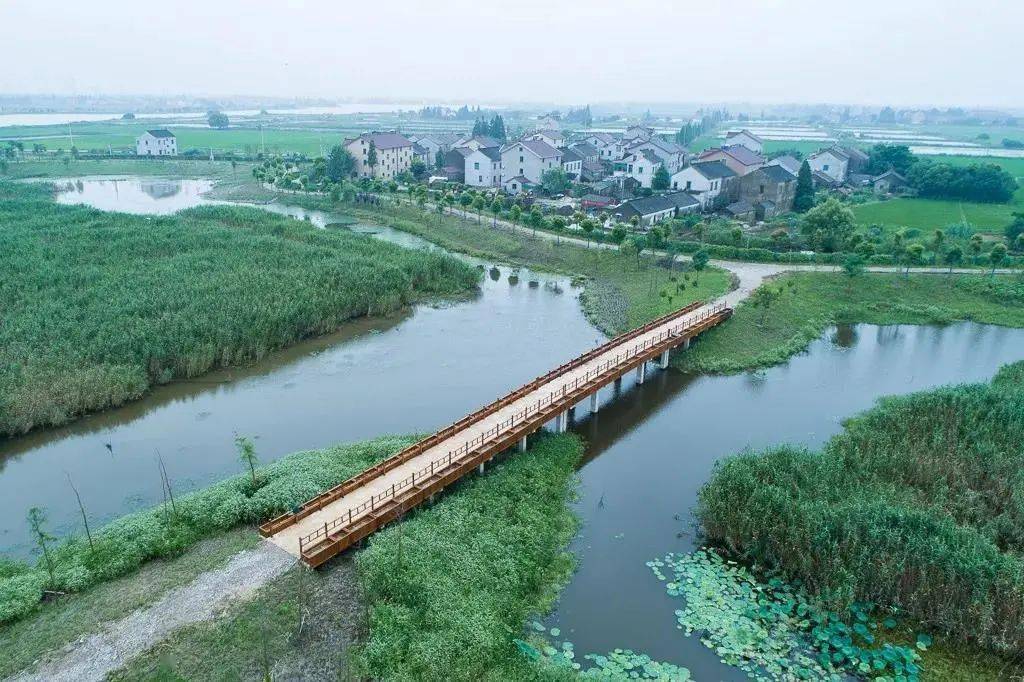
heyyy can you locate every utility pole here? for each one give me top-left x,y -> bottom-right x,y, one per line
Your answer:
68,123 -> 74,148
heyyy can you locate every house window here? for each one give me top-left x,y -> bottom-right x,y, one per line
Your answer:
478,175 -> 483,182
685,180 -> 692,190
759,185 -> 765,194
823,164 -> 830,171
474,162 -> 480,170
520,155 -> 524,163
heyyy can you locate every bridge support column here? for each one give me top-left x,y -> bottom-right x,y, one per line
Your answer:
518,436 -> 528,452
636,363 -> 646,385
682,337 -> 691,350
557,411 -> 568,433
590,391 -> 600,414
478,461 -> 486,474
659,350 -> 670,370
568,406 -> 576,422
614,377 -> 622,393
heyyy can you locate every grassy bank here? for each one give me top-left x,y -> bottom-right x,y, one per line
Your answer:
0,435 -> 415,627
343,203 -> 734,335
107,434 -> 583,681
0,529 -> 258,679
678,271 -> 1024,374
1,157 -> 247,180
0,181 -> 477,435
698,361 -> 1024,659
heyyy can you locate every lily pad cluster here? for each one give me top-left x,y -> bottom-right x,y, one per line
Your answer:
517,622 -> 693,680
650,550 -> 925,681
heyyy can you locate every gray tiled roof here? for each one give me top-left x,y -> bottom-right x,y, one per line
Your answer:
146,129 -> 175,138
691,160 -> 737,179
351,132 -> 413,150
756,164 -> 797,183
505,139 -> 562,159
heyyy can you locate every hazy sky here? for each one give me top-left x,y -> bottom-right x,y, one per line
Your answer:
3,0 -> 1019,108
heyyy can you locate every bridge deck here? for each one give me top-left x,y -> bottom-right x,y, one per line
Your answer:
262,300 -> 731,566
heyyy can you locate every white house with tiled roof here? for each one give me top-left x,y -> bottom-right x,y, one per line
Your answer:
136,129 -> 176,156
344,131 -> 415,179
499,139 -> 562,185
724,129 -> 764,154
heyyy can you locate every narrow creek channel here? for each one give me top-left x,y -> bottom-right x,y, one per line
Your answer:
9,177 -> 1024,677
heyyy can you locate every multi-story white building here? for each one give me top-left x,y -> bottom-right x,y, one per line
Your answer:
499,139 -> 562,185
583,132 -> 622,161
723,129 -> 764,154
670,160 -> 737,209
136,129 -> 177,156
807,147 -> 851,183
344,132 -> 415,179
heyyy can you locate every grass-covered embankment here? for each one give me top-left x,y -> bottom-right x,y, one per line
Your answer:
343,203 -> 734,335
0,181 -> 478,435
106,434 -> 583,681
698,360 -> 1024,656
678,271 -> 1024,374
0,435 -> 416,628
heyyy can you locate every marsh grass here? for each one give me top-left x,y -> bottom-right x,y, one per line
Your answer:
0,181 -> 478,435
698,360 -> 1024,655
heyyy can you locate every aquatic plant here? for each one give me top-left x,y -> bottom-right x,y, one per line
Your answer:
698,360 -> 1024,654
0,181 -> 478,435
652,549 -> 923,681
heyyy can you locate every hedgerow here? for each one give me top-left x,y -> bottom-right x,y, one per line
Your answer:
698,360 -> 1024,653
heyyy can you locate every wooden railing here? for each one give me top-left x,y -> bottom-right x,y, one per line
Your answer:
259,300 -> 706,537
292,303 -> 730,563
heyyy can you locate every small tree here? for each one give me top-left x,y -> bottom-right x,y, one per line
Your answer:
651,165 -> 671,191
27,507 -> 56,584
235,435 -> 259,487
458,192 -> 472,220
490,198 -> 503,227
750,285 -> 782,327
628,235 -> 647,270
903,243 -> 925,277
611,224 -> 627,245
969,234 -> 984,264
509,204 -> 522,227
472,195 -> 485,224
581,218 -> 595,248
793,161 -> 815,212
325,146 -> 355,182
692,249 -> 709,271
435,149 -> 446,169
529,207 -> 544,237
930,229 -> 945,265
367,141 -> 378,175
989,243 -> 1008,276
842,254 -> 865,292
944,245 -> 963,274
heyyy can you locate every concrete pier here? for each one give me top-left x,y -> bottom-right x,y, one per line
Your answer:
636,363 -> 646,385
659,349 -> 670,369
518,436 -> 528,452
590,391 -> 600,414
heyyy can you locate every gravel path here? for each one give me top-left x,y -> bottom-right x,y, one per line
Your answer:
11,542 -> 295,682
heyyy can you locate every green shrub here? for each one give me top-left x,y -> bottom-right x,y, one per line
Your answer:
355,434 -> 583,681
698,361 -> 1024,653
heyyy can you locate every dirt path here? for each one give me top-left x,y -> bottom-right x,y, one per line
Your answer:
10,542 -> 295,682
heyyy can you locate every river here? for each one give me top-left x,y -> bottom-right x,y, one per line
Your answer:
9,177 -> 1024,677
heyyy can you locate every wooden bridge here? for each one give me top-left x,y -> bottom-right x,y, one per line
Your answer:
260,300 -> 732,567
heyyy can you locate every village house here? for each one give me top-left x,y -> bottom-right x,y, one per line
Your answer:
592,175 -> 641,201
622,125 -> 655,142
446,145 -> 501,187
499,139 -> 562,185
871,169 -> 908,194
407,133 -> 460,165
136,129 -> 177,156
344,131 -> 415,179
767,154 -> 802,175
503,175 -> 535,195
580,192 -> 616,212
613,191 -> 700,227
453,135 -> 502,152
623,136 -> 687,174
724,129 -> 764,154
670,160 -> 737,210
583,132 -> 622,161
580,159 -> 608,183
559,147 -> 584,179
528,129 -> 566,148
739,164 -> 798,218
569,141 -> 601,164
698,145 -> 765,177
807,147 -> 850,183
616,149 -> 662,188
411,142 -> 431,167
724,199 -> 756,222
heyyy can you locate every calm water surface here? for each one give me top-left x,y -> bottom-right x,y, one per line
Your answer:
11,178 -> 1024,677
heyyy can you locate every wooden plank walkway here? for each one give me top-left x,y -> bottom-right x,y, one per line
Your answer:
261,300 -> 732,567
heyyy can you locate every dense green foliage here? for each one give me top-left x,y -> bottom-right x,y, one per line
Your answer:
698,361 -> 1024,653
355,434 -> 583,681
0,435 -> 415,625
0,182 -> 477,434
907,160 -> 1018,203
678,271 -> 1024,374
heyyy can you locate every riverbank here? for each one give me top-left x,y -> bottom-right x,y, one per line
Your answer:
1,433 -> 584,681
676,270 -> 1024,374
0,181 -> 478,435
698,360 -> 1024,678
